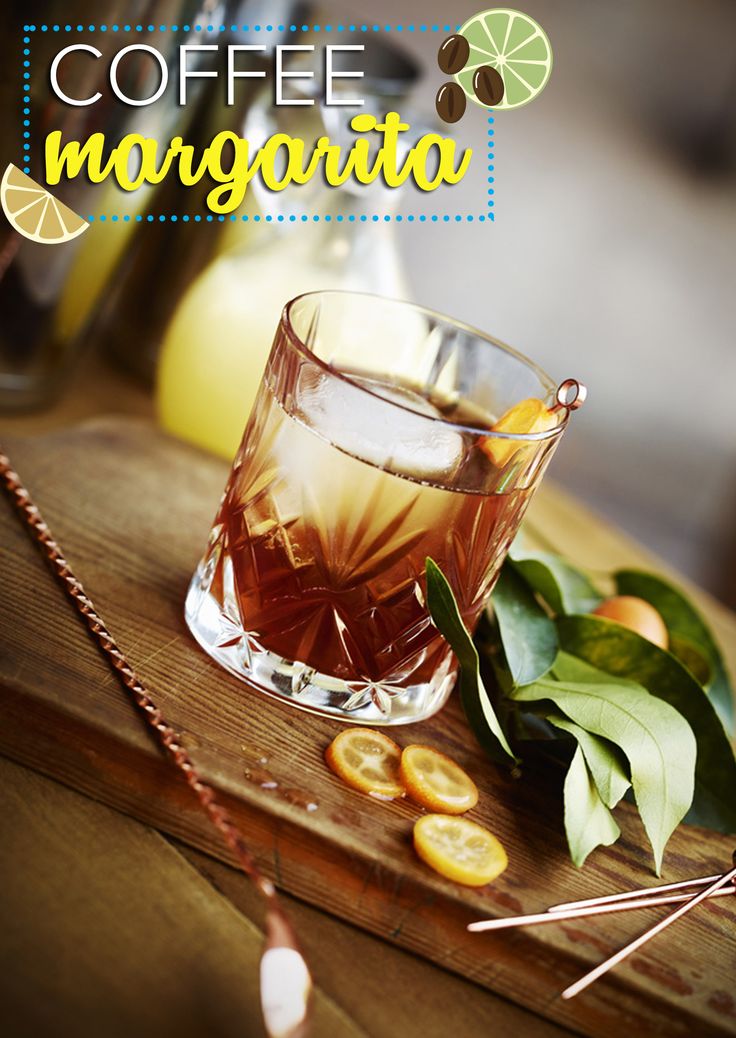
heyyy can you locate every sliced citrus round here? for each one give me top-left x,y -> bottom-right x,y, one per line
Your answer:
1,163 -> 88,245
325,728 -> 405,800
455,8 -> 553,111
413,814 -> 508,887
400,745 -> 479,815
481,397 -> 559,467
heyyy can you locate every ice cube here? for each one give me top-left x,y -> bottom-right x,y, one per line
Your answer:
294,369 -> 464,482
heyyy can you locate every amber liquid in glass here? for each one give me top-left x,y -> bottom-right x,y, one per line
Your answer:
211,372 -> 532,688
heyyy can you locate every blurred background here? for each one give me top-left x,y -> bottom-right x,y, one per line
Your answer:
2,0 -> 735,606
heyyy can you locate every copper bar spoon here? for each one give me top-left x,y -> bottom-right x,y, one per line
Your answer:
0,448 -> 311,1038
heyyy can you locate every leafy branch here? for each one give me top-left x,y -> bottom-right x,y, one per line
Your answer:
425,547 -> 736,874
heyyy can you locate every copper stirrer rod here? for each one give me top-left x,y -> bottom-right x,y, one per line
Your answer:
467,884 -> 736,933
552,378 -> 587,413
468,852 -> 736,998
561,856 -> 736,999
548,872 -> 729,912
0,447 -> 311,1038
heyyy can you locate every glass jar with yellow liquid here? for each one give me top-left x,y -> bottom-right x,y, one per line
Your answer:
0,2 -> 226,411
156,80 -> 431,460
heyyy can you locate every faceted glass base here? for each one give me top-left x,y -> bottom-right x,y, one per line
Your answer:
184,548 -> 457,726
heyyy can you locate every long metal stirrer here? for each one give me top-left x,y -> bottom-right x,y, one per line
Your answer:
468,885 -> 735,932
561,857 -> 736,1000
549,873 -> 727,913
0,447 -> 311,1038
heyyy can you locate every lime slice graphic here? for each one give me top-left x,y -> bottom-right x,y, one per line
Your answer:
1,164 -> 88,244
455,8 -> 552,111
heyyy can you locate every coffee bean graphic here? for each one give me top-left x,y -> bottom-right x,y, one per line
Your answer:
435,81 -> 466,124
473,65 -> 505,107
437,34 -> 470,75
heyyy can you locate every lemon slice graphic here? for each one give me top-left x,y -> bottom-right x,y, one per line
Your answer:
455,8 -> 552,111
1,164 -> 89,244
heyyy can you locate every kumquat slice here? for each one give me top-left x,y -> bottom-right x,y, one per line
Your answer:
400,745 -> 479,815
325,728 -> 405,800
413,815 -> 508,887
481,397 -> 559,467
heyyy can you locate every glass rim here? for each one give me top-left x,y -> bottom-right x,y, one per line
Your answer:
280,290 -> 568,443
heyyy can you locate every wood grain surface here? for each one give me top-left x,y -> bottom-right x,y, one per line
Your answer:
1,418 -> 735,1037
1,753 -> 568,1038
0,755 -> 361,1038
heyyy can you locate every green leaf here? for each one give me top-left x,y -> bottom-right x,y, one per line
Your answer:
615,569 -> 734,734
563,743 -> 621,867
546,711 -> 630,809
491,565 -> 558,685
669,634 -> 712,689
425,559 -> 516,764
557,615 -> 736,834
512,661 -> 696,872
508,547 -> 604,615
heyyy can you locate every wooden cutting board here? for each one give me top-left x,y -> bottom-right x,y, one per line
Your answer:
1,418 -> 735,1038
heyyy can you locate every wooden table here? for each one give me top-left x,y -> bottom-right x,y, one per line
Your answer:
1,357 -> 735,1038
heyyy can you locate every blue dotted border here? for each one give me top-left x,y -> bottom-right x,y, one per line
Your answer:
83,213 -> 489,223
24,22 -> 464,33
488,116 -> 494,213
22,33 -> 31,173
22,22 -> 496,223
